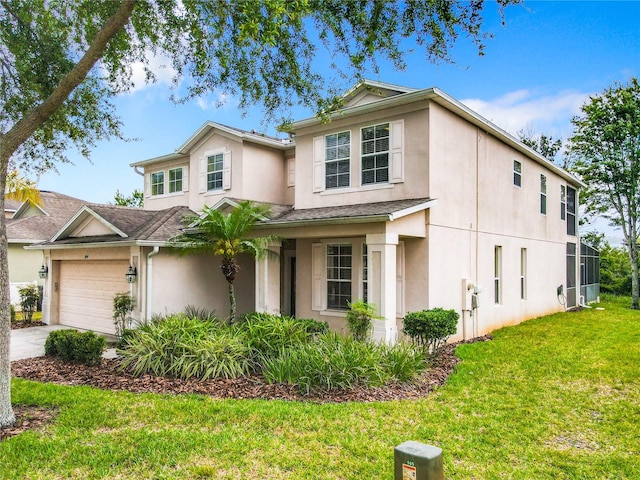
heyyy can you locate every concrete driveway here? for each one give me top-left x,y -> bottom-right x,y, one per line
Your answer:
10,325 -> 117,361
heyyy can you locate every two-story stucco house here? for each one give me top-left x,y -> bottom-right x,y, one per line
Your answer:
32,80 -> 585,340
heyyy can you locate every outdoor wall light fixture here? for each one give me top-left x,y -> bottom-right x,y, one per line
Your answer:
38,264 -> 48,279
125,264 -> 137,284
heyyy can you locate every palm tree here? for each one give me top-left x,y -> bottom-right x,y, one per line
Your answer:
5,170 -> 42,205
171,201 -> 277,322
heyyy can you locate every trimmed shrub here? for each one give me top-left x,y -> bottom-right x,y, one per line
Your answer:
403,308 -> 459,354
45,329 -> 106,366
346,300 -> 377,341
10,304 -> 16,323
117,314 -> 250,380
112,292 -> 135,337
262,332 -> 426,394
18,284 -> 39,322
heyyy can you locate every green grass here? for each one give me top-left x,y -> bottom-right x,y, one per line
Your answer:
3,297 -> 639,479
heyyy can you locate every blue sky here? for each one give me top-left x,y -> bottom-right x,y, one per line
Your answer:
37,1 -> 639,242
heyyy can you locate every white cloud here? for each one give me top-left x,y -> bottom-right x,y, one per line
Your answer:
195,90 -> 238,111
128,53 -> 177,93
461,89 -> 590,138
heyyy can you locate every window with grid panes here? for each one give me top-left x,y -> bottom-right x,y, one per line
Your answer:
168,168 -> 182,193
327,244 -> 352,310
361,123 -> 390,185
207,153 -> 224,191
325,132 -> 350,189
151,171 -> 164,196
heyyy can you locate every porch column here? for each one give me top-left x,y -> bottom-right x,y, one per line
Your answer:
366,233 -> 398,343
40,252 -> 54,325
255,241 -> 282,314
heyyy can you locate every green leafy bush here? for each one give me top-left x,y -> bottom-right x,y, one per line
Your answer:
297,317 -> 329,336
112,292 -> 135,337
262,333 -> 425,393
183,305 -> 218,322
403,308 -> 459,354
10,304 -> 16,323
346,300 -> 377,341
235,313 -> 315,362
18,284 -> 39,322
117,314 -> 250,380
44,329 -> 106,366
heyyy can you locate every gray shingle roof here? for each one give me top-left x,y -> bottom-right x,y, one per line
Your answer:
7,191 -> 88,242
263,198 -> 433,225
35,204 -> 195,246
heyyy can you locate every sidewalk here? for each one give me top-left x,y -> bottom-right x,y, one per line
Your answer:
10,325 -> 118,361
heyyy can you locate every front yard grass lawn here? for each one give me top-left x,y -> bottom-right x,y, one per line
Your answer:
3,295 -> 639,479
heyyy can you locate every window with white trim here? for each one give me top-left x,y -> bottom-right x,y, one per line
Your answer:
362,243 -> 368,303
327,244 -> 352,310
168,168 -> 183,193
325,131 -> 350,189
560,185 -> 566,220
151,171 -> 164,196
520,248 -> 527,300
361,123 -> 390,185
540,174 -> 547,215
566,186 -> 576,236
494,246 -> 502,304
207,153 -> 224,191
513,160 -> 522,187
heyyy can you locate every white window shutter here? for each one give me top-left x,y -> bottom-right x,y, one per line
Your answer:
223,151 -> 232,190
390,120 -> 404,183
311,243 -> 326,311
312,136 -> 325,192
182,166 -> 189,192
396,242 -> 405,317
144,173 -> 150,198
287,158 -> 295,187
199,157 -> 207,193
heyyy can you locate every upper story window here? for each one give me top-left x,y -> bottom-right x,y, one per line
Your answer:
168,168 -> 183,193
566,186 -> 576,236
560,185 -> 566,220
325,131 -> 350,189
513,160 -> 522,187
151,171 -> 164,196
540,174 -> 547,215
207,153 -> 224,191
361,123 -> 390,185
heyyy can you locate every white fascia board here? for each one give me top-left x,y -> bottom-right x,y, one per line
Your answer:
130,152 -> 188,168
12,201 -> 48,219
256,214 -> 390,228
388,199 -> 438,221
50,205 -> 128,242
25,240 -> 137,250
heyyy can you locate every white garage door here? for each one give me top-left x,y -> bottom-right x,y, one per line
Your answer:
59,260 -> 130,334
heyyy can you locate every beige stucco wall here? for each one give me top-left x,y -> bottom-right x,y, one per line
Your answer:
293,101 -> 430,209
142,132 -> 292,213
8,244 -> 43,306
148,250 -> 256,321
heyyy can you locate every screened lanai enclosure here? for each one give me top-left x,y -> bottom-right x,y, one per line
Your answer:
580,242 -> 600,304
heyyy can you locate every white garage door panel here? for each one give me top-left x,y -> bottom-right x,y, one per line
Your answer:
59,260 -> 129,334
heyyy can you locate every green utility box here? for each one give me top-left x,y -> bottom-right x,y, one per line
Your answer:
394,441 -> 443,480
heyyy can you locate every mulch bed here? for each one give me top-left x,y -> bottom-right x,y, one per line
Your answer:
3,335 -> 491,441
11,321 -> 46,330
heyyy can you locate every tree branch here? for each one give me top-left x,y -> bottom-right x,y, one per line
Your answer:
0,0 -> 136,162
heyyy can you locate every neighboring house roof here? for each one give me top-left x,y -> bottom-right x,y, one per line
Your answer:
261,198 -> 437,227
6,191 -> 88,243
293,79 -> 585,189
4,198 -> 22,215
29,204 -> 194,248
130,121 -> 294,168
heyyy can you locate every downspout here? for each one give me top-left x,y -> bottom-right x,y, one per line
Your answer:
145,246 -> 160,320
133,166 -> 144,177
